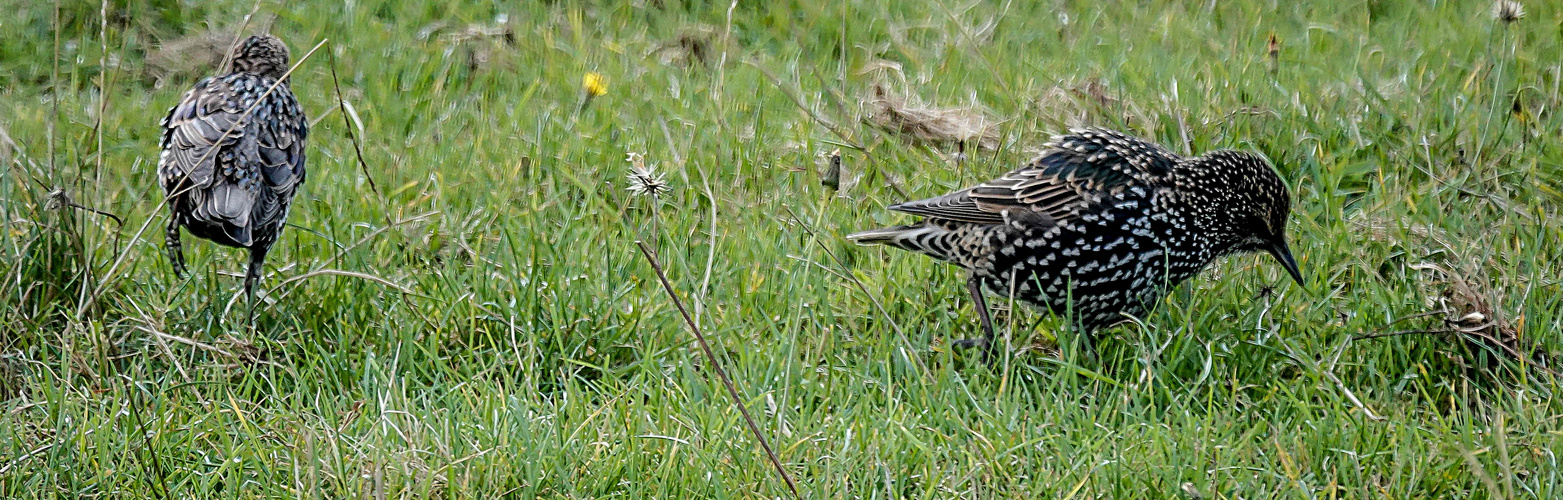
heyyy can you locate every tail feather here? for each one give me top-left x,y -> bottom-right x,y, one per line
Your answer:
847,222 -> 978,265
844,225 -> 919,245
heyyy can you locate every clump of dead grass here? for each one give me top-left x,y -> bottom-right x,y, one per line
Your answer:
144,30 -> 235,85
653,26 -> 718,68
421,15 -> 516,72
1411,262 -> 1531,364
1028,78 -> 1154,132
1351,214 -> 1553,375
863,84 -> 999,150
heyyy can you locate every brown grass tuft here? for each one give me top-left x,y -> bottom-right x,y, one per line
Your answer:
422,15 -> 516,72
864,84 -> 998,149
144,30 -> 235,85
653,26 -> 718,68
1028,78 -> 1152,131
1353,214 -> 1551,373
1411,262 -> 1528,361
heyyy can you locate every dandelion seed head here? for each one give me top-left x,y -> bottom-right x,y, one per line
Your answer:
1492,0 -> 1525,24
625,152 -> 669,198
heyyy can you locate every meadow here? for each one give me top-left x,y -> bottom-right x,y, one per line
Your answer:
2,0 -> 1562,497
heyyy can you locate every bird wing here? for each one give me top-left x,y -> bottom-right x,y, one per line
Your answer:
254,82 -> 308,194
159,74 -> 307,246
251,82 -> 308,229
158,77 -> 247,193
889,128 -> 1180,226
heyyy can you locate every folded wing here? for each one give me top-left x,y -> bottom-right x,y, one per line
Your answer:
888,128 -> 1180,226
158,75 -> 306,247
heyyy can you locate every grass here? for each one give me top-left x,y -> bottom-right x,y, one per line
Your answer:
2,0 -> 1562,497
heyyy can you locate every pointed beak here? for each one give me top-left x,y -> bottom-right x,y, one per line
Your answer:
1266,240 -> 1305,287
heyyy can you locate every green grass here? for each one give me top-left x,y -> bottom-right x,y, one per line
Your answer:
3,0 -> 1562,497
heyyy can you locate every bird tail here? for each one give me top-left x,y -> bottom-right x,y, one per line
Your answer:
847,222 -> 969,264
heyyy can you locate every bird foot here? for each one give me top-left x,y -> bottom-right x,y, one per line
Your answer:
952,336 -> 999,364
952,337 -> 987,350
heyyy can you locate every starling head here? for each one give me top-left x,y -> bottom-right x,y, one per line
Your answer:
229,34 -> 290,80
1179,150 -> 1304,286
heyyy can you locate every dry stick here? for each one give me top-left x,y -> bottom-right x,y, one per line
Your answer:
1352,321 -> 1560,378
328,48 -> 379,195
1269,324 -> 1385,421
633,241 -> 800,500
77,0 -> 110,316
217,0 -> 268,74
0,443 -> 55,476
267,268 -> 420,299
1352,328 -> 1461,342
695,173 -> 719,328
48,0 -> 58,186
44,187 -> 122,227
75,38 -> 330,320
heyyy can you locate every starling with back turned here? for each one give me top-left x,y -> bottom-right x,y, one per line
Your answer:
159,34 -> 308,323
848,128 -> 1303,353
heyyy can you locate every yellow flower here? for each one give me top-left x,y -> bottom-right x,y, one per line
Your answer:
583,72 -> 608,97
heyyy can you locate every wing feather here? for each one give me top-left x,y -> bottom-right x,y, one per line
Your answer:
158,74 -> 307,247
887,128 -> 1178,226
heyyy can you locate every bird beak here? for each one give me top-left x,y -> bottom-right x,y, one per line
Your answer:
1266,240 -> 1305,287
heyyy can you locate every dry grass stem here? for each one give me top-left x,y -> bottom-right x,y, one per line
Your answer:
633,241 -> 800,499
653,26 -> 718,68
145,30 -> 234,84
864,84 -> 998,149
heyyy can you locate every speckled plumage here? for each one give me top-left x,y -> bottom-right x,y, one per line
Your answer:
849,128 -> 1303,352
158,34 -> 307,321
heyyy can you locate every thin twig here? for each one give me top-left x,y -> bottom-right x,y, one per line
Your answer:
45,187 -> 123,227
48,0 -> 59,185
1321,368 -> 1386,421
80,0 -> 110,317
695,171 -> 718,328
1351,323 -> 1560,378
1268,323 -> 1385,421
633,241 -> 800,499
1352,328 -> 1460,342
266,268 -> 421,299
0,443 -> 55,475
217,0 -> 267,73
328,48 -> 379,195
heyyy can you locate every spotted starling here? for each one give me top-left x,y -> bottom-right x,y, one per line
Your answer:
159,34 -> 308,323
848,128 -> 1303,353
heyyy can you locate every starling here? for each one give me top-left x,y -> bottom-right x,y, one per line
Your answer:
848,128 -> 1303,353
158,34 -> 308,323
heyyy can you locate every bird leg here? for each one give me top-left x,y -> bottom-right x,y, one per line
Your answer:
165,216 -> 187,278
245,247 -> 267,327
953,274 -> 998,359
